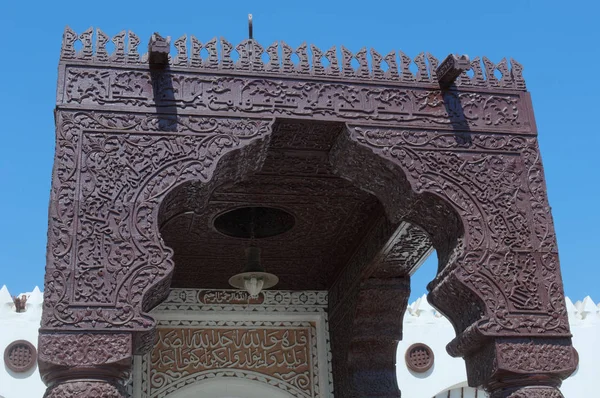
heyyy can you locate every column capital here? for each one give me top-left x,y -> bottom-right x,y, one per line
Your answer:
38,332 -> 132,395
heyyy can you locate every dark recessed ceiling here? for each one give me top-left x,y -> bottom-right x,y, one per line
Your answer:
213,206 -> 296,239
159,121 -> 385,290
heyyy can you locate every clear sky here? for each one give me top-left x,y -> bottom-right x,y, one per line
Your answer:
0,0 -> 598,303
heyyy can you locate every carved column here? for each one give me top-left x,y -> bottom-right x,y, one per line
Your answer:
335,124 -> 577,396
38,333 -> 132,398
328,216 -> 430,397
330,276 -> 411,398
348,277 -> 410,397
489,386 -> 565,398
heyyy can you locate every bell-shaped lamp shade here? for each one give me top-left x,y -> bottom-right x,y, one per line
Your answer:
244,276 -> 265,298
229,247 -> 278,298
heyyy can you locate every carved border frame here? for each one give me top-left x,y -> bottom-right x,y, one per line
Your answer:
132,289 -> 333,398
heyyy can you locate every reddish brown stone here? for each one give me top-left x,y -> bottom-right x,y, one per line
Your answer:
39,27 -> 575,398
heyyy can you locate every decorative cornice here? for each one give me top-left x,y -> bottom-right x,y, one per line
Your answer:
60,27 -> 526,91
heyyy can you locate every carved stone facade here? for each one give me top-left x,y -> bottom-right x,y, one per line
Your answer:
39,27 -> 575,398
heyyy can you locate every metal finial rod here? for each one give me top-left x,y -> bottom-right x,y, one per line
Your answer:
248,14 -> 253,40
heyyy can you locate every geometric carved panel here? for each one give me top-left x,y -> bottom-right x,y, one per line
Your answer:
4,340 -> 37,373
404,343 -> 434,373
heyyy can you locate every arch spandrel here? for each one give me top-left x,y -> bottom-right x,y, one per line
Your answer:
334,124 -> 576,392
44,112 -> 274,338
339,124 -> 568,328
39,27 -> 575,398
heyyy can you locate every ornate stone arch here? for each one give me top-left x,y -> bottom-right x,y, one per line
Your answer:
330,124 -> 575,396
39,27 -> 576,398
40,113 -> 274,375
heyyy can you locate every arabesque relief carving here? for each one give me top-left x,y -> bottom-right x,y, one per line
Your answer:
44,381 -> 126,398
39,26 -> 575,398
45,112 -> 274,333
62,66 -> 530,132
340,126 -> 568,339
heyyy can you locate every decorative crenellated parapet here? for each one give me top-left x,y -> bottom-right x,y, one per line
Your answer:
0,286 -> 43,316
405,296 -> 599,327
570,296 -> 600,322
406,296 -> 596,324
59,26 -> 526,90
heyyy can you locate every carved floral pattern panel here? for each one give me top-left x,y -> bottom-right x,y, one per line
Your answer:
338,126 -> 569,342
44,111 -> 273,333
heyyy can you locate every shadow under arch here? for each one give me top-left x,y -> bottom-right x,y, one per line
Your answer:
330,125 -> 463,269
330,124 -> 486,332
129,118 -> 275,351
328,124 -> 489,396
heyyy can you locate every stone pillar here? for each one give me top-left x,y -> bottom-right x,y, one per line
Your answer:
326,212 -> 428,397
38,333 -> 132,398
348,277 -> 410,397
335,123 -> 578,396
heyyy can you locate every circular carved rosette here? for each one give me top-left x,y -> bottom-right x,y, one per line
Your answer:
405,343 -> 434,373
4,340 -> 37,372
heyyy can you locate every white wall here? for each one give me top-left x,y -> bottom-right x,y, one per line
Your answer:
396,295 -> 477,398
165,378 -> 295,398
0,286 -> 45,398
561,296 -> 600,397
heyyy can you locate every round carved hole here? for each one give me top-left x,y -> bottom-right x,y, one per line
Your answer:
405,343 -> 434,373
4,340 -> 37,372
213,207 -> 295,239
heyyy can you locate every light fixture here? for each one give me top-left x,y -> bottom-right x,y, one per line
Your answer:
228,246 -> 279,298
214,206 -> 294,298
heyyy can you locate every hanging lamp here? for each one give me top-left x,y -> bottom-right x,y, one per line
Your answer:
228,246 -> 279,298
214,206 -> 294,298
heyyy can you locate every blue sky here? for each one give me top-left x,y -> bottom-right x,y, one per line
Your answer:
0,0 -> 598,303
